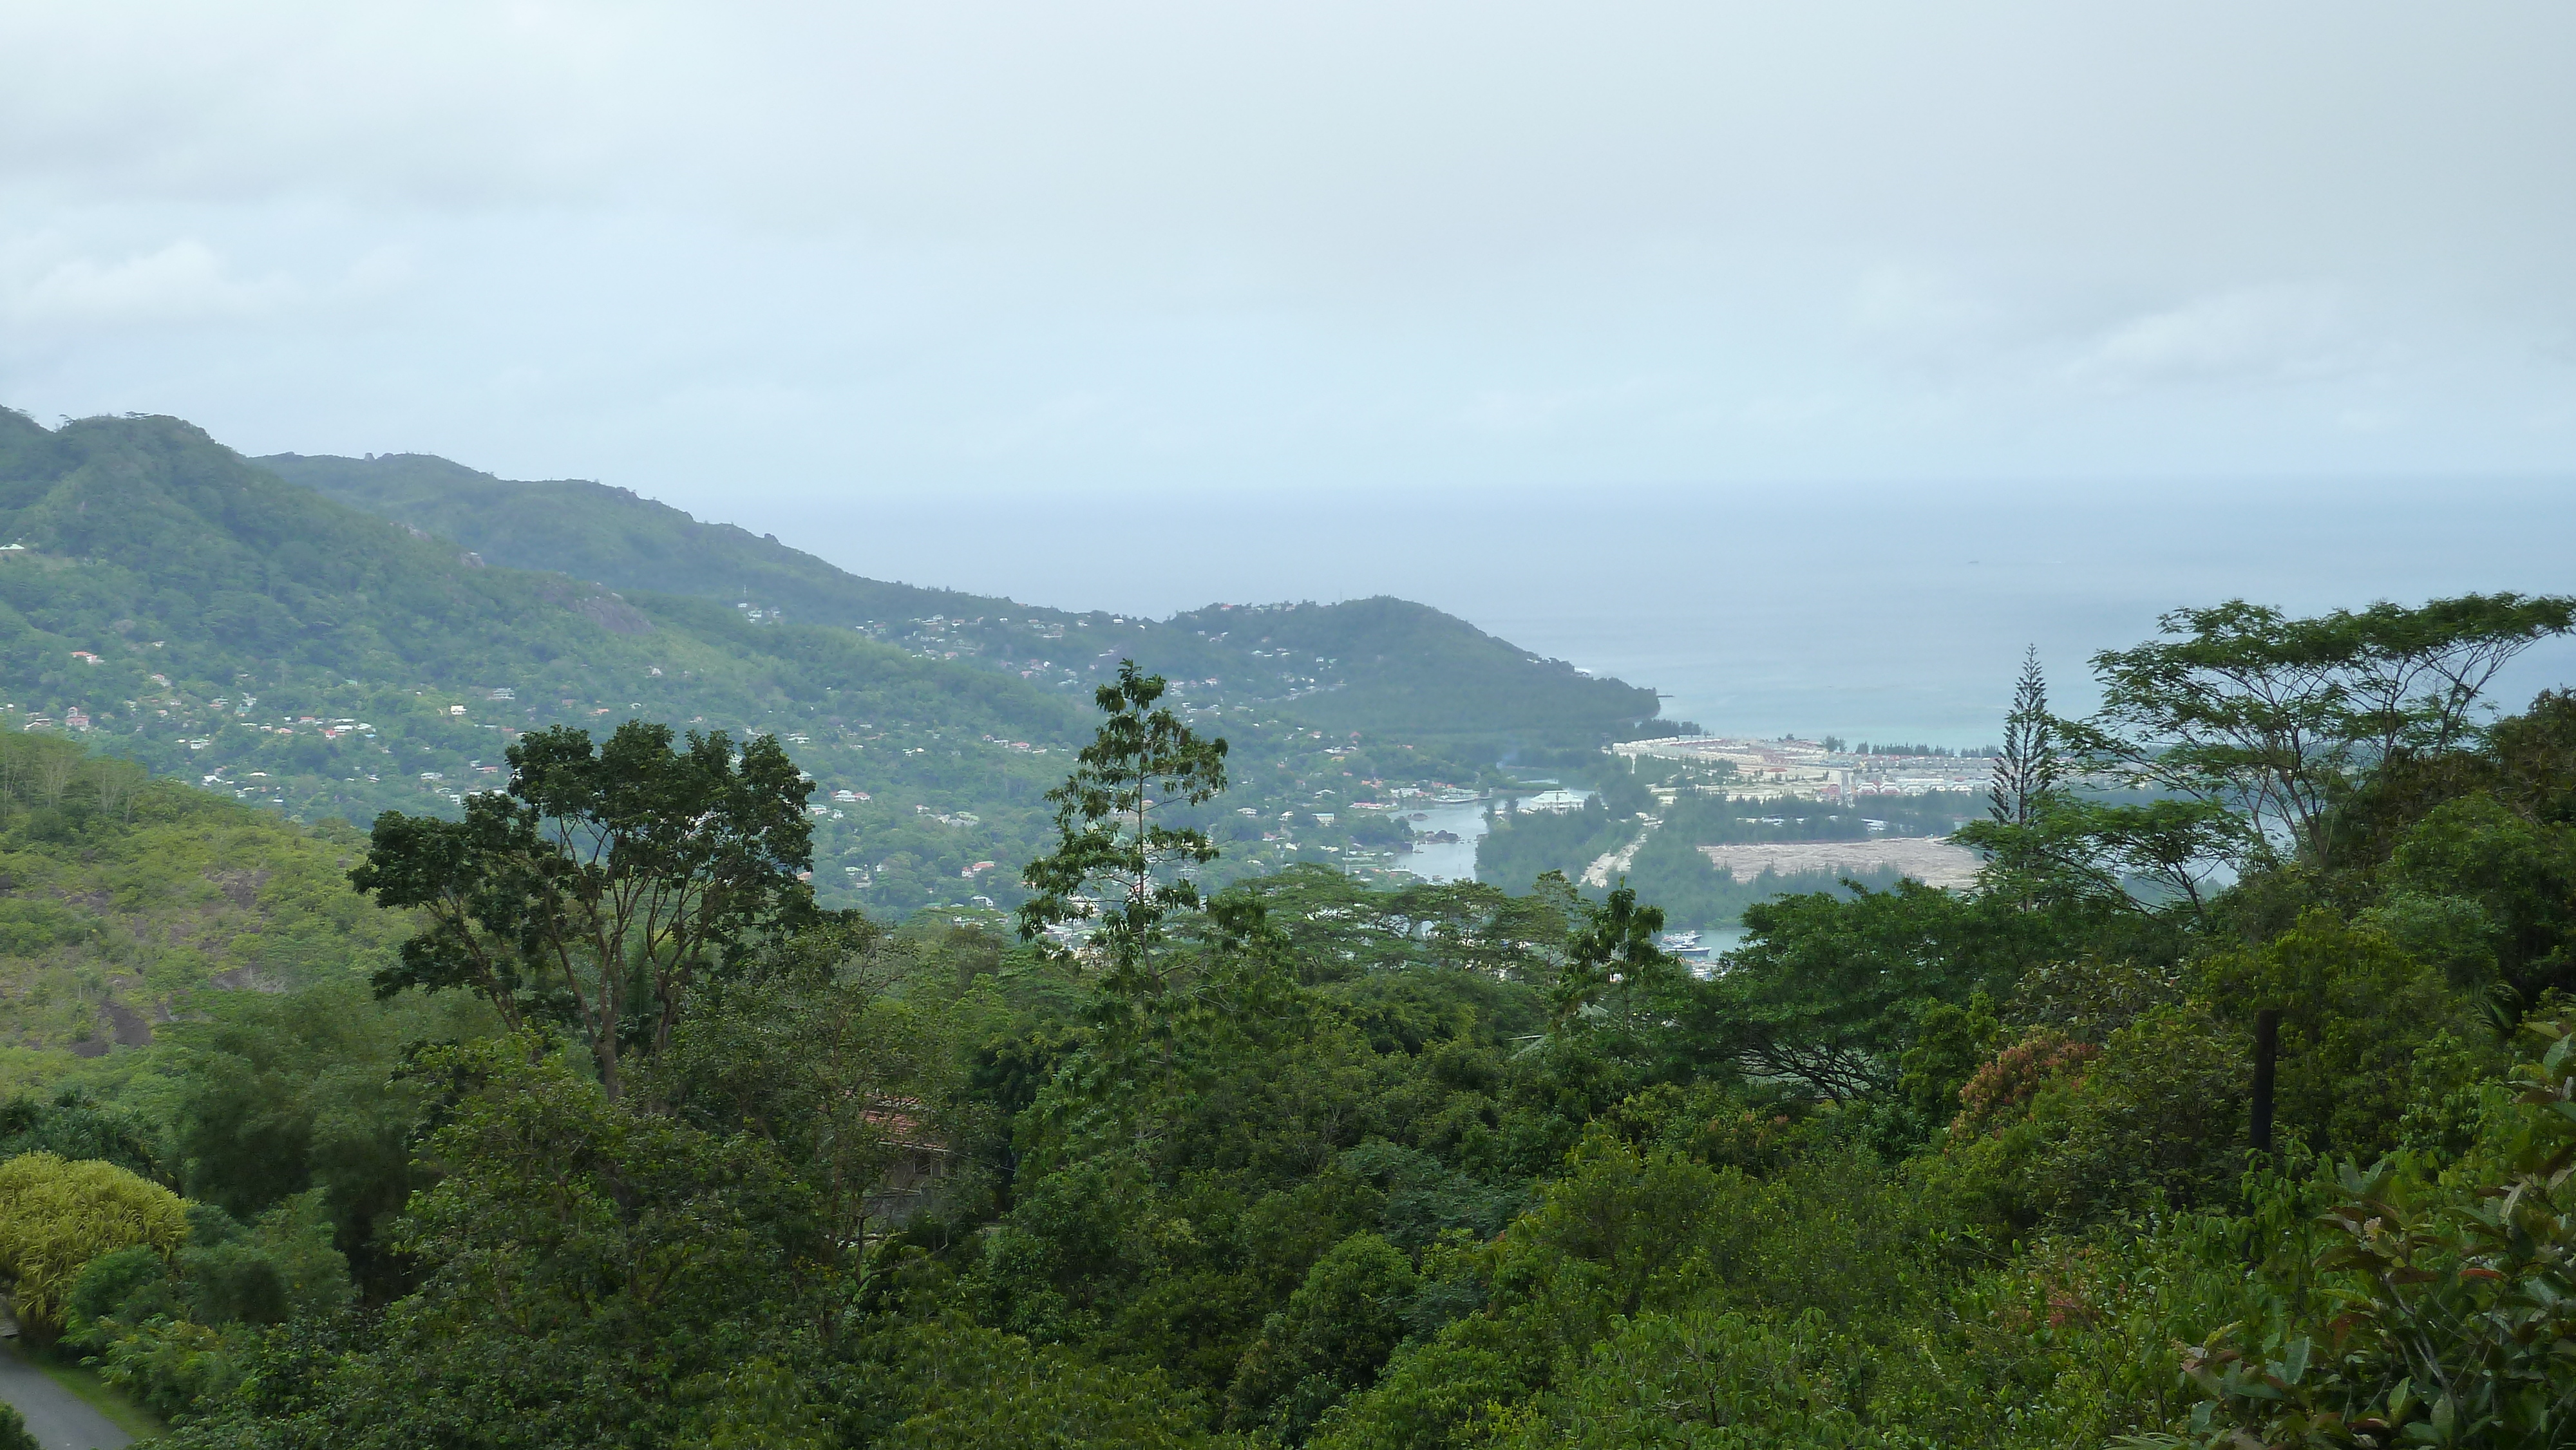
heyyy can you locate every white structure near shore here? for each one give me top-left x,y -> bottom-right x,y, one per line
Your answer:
1698,836 -> 1984,890
1611,735 -> 1993,804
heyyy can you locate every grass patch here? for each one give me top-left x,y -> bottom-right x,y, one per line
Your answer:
32,1351 -> 166,1440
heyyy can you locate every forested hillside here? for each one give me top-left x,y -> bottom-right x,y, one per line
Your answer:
6,592 -> 2575,1449
0,411 -> 1578,918
263,449 -> 1662,749
259,450 -> 1012,628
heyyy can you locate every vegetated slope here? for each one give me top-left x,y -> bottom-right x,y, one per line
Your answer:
259,450 -> 1008,627
1167,596 -> 1658,746
0,732 -> 407,1087
0,410 -> 1096,913
261,451 -> 1664,748
0,411 -> 1548,918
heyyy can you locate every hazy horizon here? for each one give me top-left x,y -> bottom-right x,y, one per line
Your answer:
754,471 -> 2576,746
5,3 -> 2570,743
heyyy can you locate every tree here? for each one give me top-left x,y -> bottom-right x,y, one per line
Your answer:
1227,1231 -> 1422,1439
1549,882 -> 1677,1047
2164,1023 -> 2576,1450
1017,661 -> 1231,1004
166,1042 -> 843,1450
655,945 -> 963,1258
2339,592 -> 2576,758
1694,880 -> 2114,1102
1988,645 -> 2060,828
349,721 -> 817,1100
2072,595 -> 2573,871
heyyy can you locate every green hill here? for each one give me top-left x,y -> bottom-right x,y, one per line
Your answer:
0,409 -> 1665,922
0,731 -> 408,1088
260,451 -> 1662,748
258,450 -> 1007,626
0,410 -> 1096,916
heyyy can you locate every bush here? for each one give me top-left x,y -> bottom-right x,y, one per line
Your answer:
0,1151 -> 187,1338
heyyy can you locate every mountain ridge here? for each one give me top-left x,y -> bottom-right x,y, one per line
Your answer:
258,449 -> 1662,745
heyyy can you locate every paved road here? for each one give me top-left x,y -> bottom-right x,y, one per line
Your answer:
0,1344 -> 133,1450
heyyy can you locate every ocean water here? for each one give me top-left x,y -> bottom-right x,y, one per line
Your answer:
790,476 -> 2576,744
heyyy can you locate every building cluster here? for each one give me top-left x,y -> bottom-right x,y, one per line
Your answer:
1610,735 -> 1995,805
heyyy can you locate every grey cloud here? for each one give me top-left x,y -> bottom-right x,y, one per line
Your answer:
0,0 -> 2566,498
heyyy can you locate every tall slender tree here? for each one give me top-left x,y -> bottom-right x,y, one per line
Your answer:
1017,661 -> 1231,1005
1989,645 -> 2059,827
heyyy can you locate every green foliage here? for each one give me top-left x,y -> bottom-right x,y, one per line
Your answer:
1897,992 -> 2002,1123
1486,1306 -> 1871,1449
1991,645 -> 2062,827
164,1040 -> 843,1449
0,1088 -> 165,1181
163,980 -> 491,1288
0,730 -> 411,1085
0,1150 -> 187,1336
1931,1005 -> 2251,1231
2372,792 -> 2576,1009
884,1317 -> 1218,1450
1227,1231 -> 1421,1438
2201,910 -> 2467,1158
352,721 -> 817,1097
1548,882 -> 1675,1039
2157,1024 -> 2576,1450
14,592 -> 2576,1450
63,1193 -> 354,1422
0,1402 -> 30,1450
1017,661 -> 1230,992
2072,594 -> 2576,871
1695,880 -> 2143,1102
654,936 -> 976,1250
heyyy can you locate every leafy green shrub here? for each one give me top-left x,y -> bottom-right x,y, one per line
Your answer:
54,1194 -> 353,1422
1926,1004 -> 2248,1232
1952,1028 -> 2099,1138
2200,910 -> 2466,1158
0,1151 -> 187,1338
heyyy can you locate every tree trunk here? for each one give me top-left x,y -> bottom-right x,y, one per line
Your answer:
2249,1008 -> 2280,1158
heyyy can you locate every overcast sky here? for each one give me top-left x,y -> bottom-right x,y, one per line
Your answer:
4,3 -> 2573,737
5,1 -> 2571,506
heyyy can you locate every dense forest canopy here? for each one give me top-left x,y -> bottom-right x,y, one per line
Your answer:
5,588 -> 2576,1448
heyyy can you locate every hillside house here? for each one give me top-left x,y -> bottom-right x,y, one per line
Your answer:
861,1102 -> 953,1229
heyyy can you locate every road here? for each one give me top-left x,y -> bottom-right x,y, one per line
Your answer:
0,1344 -> 133,1450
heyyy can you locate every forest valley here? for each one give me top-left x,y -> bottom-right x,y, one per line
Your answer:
6,590 -> 2576,1450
